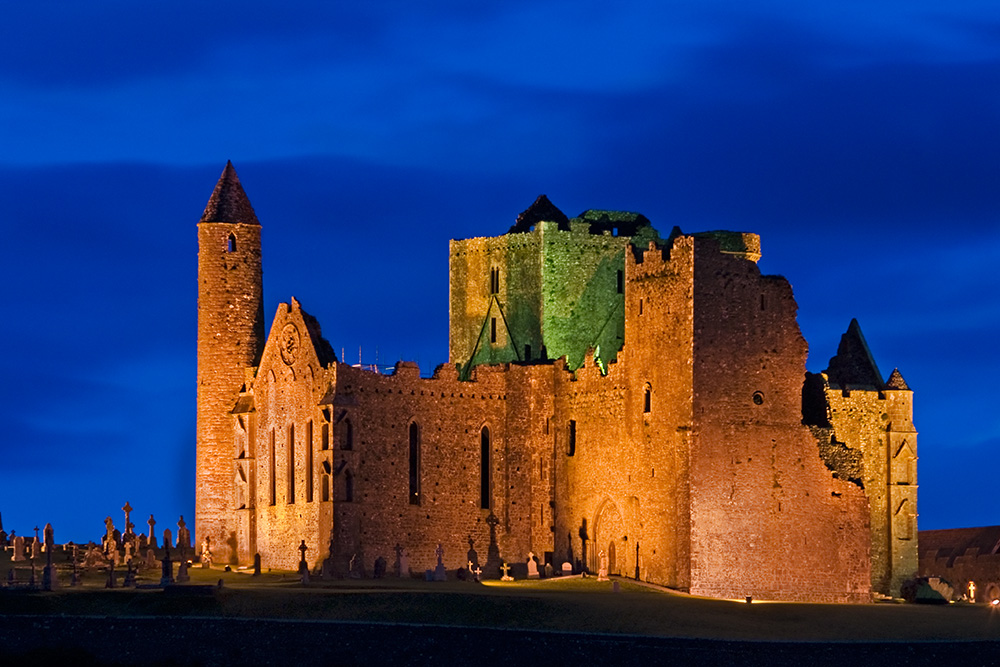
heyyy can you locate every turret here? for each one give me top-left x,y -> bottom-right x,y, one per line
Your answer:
196,161 -> 265,566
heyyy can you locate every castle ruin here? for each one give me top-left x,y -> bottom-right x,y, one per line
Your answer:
196,162 -> 917,601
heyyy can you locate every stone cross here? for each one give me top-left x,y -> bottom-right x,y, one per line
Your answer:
468,560 -> 473,572
122,501 -> 135,539
435,543 -> 444,565
500,561 -> 513,581
147,515 -> 157,547
473,565 -> 482,582
31,527 -> 41,559
104,517 -> 115,546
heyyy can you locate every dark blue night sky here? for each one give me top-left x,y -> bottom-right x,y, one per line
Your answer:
1,2 -> 998,542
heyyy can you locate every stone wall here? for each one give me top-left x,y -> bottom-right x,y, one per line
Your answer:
685,237 -> 871,602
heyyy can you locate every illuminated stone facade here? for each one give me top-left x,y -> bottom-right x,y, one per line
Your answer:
196,164 -> 916,601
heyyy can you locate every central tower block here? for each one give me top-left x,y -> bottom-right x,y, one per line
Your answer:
196,162 -> 265,564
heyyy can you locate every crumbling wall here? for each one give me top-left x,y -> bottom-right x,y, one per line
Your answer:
687,238 -> 871,603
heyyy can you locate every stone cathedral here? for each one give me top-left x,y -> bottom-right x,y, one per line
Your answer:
195,162 -> 917,602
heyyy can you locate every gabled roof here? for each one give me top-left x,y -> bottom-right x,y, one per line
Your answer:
824,319 -> 883,389
507,195 -> 569,233
200,161 -> 260,225
885,368 -> 911,390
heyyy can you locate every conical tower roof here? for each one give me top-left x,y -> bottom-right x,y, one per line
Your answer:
885,368 -> 911,390
200,161 -> 260,225
508,194 -> 569,233
824,318 -> 883,389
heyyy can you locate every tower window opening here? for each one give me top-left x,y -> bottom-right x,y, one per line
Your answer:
227,233 -> 236,253
409,422 -> 420,505
480,426 -> 491,509
524,344 -> 531,360
489,267 -> 500,295
491,317 -> 497,343
644,385 -> 651,413
340,418 -> 353,450
567,420 -> 576,456
639,298 -> 643,315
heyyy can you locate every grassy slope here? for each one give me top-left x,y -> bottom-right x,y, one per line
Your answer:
3,562 -> 1000,642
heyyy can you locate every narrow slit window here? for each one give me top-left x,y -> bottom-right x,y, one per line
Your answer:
409,422 -> 420,505
345,469 -> 354,503
480,426 -> 491,509
567,420 -> 576,456
269,429 -> 276,506
321,422 -> 329,450
305,420 -> 314,502
490,317 -> 497,343
287,424 -> 295,503
644,384 -> 652,413
524,344 -> 531,360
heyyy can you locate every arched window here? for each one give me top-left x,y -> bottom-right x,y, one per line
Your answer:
480,426 -> 491,509
409,422 -> 420,505
340,418 -> 353,450
227,233 -> 237,253
344,469 -> 354,503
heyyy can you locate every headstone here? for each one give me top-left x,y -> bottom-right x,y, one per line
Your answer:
253,552 -> 261,576
348,553 -> 361,579
201,536 -> 213,568
103,516 -> 115,552
597,550 -> 609,581
433,543 -> 447,582
484,512 -> 502,578
70,544 -> 80,586
12,534 -> 24,561
612,580 -> 621,593
123,541 -> 134,564
399,550 -> 410,578
561,562 -> 573,575
147,514 -> 157,549
138,534 -> 148,551
176,559 -> 190,583
160,544 -> 174,586
466,536 -> 479,572
122,501 -> 135,542
31,529 -> 41,560
373,556 -> 386,579
177,516 -> 191,551
500,561 -> 513,582
123,561 -> 136,588
42,523 -> 57,590
526,552 -> 539,579
298,540 -> 309,576
145,548 -> 157,569
162,528 -> 173,556
544,562 -> 553,578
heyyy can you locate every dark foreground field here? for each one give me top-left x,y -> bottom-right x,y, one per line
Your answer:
2,568 -> 1000,666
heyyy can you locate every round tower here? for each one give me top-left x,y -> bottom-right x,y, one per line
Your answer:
196,161 -> 264,565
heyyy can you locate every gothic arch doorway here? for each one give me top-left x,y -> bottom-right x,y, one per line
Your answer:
594,499 -> 626,576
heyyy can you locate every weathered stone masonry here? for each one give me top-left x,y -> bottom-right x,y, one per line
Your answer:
194,163 -> 916,601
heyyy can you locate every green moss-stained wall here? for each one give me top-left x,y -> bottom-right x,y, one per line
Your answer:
450,217 -> 660,375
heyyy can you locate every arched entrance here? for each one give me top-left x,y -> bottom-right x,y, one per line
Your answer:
594,500 -> 626,576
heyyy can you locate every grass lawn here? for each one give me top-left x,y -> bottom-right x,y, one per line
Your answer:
4,557 -> 1000,642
